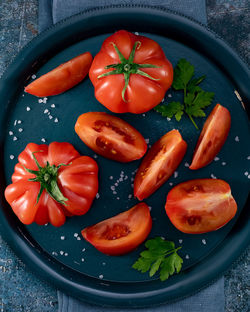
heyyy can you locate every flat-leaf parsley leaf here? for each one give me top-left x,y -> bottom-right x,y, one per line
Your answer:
132,237 -> 183,281
155,59 -> 214,129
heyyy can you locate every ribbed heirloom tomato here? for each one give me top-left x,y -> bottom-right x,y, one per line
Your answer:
89,30 -> 173,113
5,142 -> 98,227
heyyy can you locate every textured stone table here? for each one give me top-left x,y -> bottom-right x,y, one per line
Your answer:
0,1 -> 249,311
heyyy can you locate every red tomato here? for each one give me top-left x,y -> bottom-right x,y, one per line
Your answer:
75,112 -> 147,162
81,203 -> 152,255
189,104 -> 231,170
134,130 -> 187,200
165,179 -> 237,234
25,52 -> 93,97
5,142 -> 98,227
89,30 -> 173,114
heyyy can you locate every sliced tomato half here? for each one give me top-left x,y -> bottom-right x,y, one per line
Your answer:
189,104 -> 231,170
134,130 -> 187,200
25,52 -> 93,97
165,179 -> 237,234
75,112 -> 147,162
81,203 -> 152,255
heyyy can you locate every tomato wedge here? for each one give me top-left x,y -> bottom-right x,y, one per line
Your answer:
134,130 -> 187,200
75,112 -> 147,162
189,104 -> 231,170
81,203 -> 152,255
165,179 -> 237,234
25,52 -> 93,97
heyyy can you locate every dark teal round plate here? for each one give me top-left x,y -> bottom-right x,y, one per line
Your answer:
0,5 -> 249,308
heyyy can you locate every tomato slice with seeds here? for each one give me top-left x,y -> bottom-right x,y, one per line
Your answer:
189,104 -> 231,170
81,203 -> 152,255
165,179 -> 237,234
25,52 -> 93,97
134,130 -> 187,200
75,112 -> 147,162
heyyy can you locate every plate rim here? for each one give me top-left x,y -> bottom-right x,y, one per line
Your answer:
0,4 -> 249,308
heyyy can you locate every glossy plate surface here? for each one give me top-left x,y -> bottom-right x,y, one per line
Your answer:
0,5 -> 249,307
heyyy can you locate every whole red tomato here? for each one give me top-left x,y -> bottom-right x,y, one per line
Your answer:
5,142 -> 99,227
165,179 -> 237,234
89,30 -> 173,114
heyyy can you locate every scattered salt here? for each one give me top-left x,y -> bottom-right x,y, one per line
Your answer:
10,155 -> 14,160
54,118 -> 59,123
74,233 -> 78,237
82,248 -> 86,252
109,176 -> 113,180
202,239 -> 207,245
116,197 -> 120,200
128,194 -> 132,199
81,258 -> 85,262
131,177 -> 134,182
60,236 -> 65,240
77,237 -> 81,241
26,106 -> 31,111
9,131 -> 13,136
235,136 -> 239,142
222,162 -> 226,166
17,120 -> 22,124
44,109 -> 49,114
124,176 -> 128,180
52,252 -> 58,256
161,98 -> 165,103
31,74 -> 36,79
96,193 -> 100,199
211,174 -> 217,179
14,120 -> 17,126
64,253 -> 68,256
167,117 -> 171,121
113,191 -> 117,195
174,171 -> 178,178
167,94 -> 172,98
169,182 -> 173,186
214,157 -> 220,161
59,251 -> 64,255
184,162 -> 189,167
111,186 -> 115,191
13,136 -> 17,141
115,183 -> 118,186
38,99 -> 43,103
148,206 -> 152,211
99,274 -> 104,279
142,113 -> 146,117
248,175 -> 250,179
49,115 -> 53,119
145,138 -> 150,144
244,171 -> 249,176
51,104 -> 55,108
134,32 -> 139,35
102,262 -> 106,266
41,138 -> 46,142
185,254 -> 190,259
178,239 -> 183,244
247,156 -> 250,160
18,128 -> 23,132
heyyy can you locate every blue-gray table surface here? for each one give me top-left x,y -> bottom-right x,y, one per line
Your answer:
0,0 -> 249,311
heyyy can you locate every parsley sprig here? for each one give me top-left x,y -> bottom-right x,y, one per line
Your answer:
132,237 -> 183,281
155,59 -> 214,129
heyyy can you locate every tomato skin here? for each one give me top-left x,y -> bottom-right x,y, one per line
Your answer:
165,179 -> 237,234
25,52 -> 93,97
81,203 -> 152,255
75,112 -> 147,162
134,130 -> 187,200
190,104 -> 231,170
5,142 -> 99,227
89,30 -> 173,114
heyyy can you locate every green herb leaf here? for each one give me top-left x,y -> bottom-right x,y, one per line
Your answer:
172,59 -> 194,90
132,237 -> 183,281
154,59 -> 214,129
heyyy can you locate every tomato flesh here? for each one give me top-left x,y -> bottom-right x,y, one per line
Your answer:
165,179 -> 237,234
134,130 -> 187,200
81,203 -> 152,255
25,52 -> 93,97
75,112 -> 147,162
190,104 -> 231,170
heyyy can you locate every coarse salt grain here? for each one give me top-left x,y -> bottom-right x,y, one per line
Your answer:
167,117 -> 171,121
211,174 -> 217,179
60,236 -> 65,240
99,274 -> 104,279
116,197 -> 120,200
113,191 -> 117,195
235,136 -> 239,142
82,248 -> 86,252
96,193 -> 100,199
77,237 -> 81,240
222,162 -> 226,166
115,183 -> 118,186
174,171 -> 178,178
202,239 -> 207,245
54,118 -> 59,123
31,74 -> 36,79
167,94 -> 172,98
51,104 -> 55,108
128,194 -> 132,199
185,254 -> 190,259
26,106 -> 31,111
248,175 -> 250,179
10,155 -> 14,160
184,162 -> 189,167
124,176 -> 128,180
18,128 -> 23,132
109,176 -> 113,180
52,252 -> 58,256
38,99 -> 43,103
131,177 -> 134,182
247,156 -> 250,160
17,120 -> 22,124
134,32 -> 139,35
142,113 -> 146,117
102,262 -> 106,266
9,131 -> 13,136
59,251 -> 64,255
81,258 -> 85,262
14,120 -> 17,126
214,157 -> 220,161
244,171 -> 249,176
169,182 -> 173,186
49,115 -> 53,119
64,253 -> 68,256
148,206 -> 152,211
178,239 -> 183,244
74,233 -> 78,237
13,136 -> 17,141
41,138 -> 46,142
111,186 -> 115,191
145,138 -> 150,144
44,109 -> 49,114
